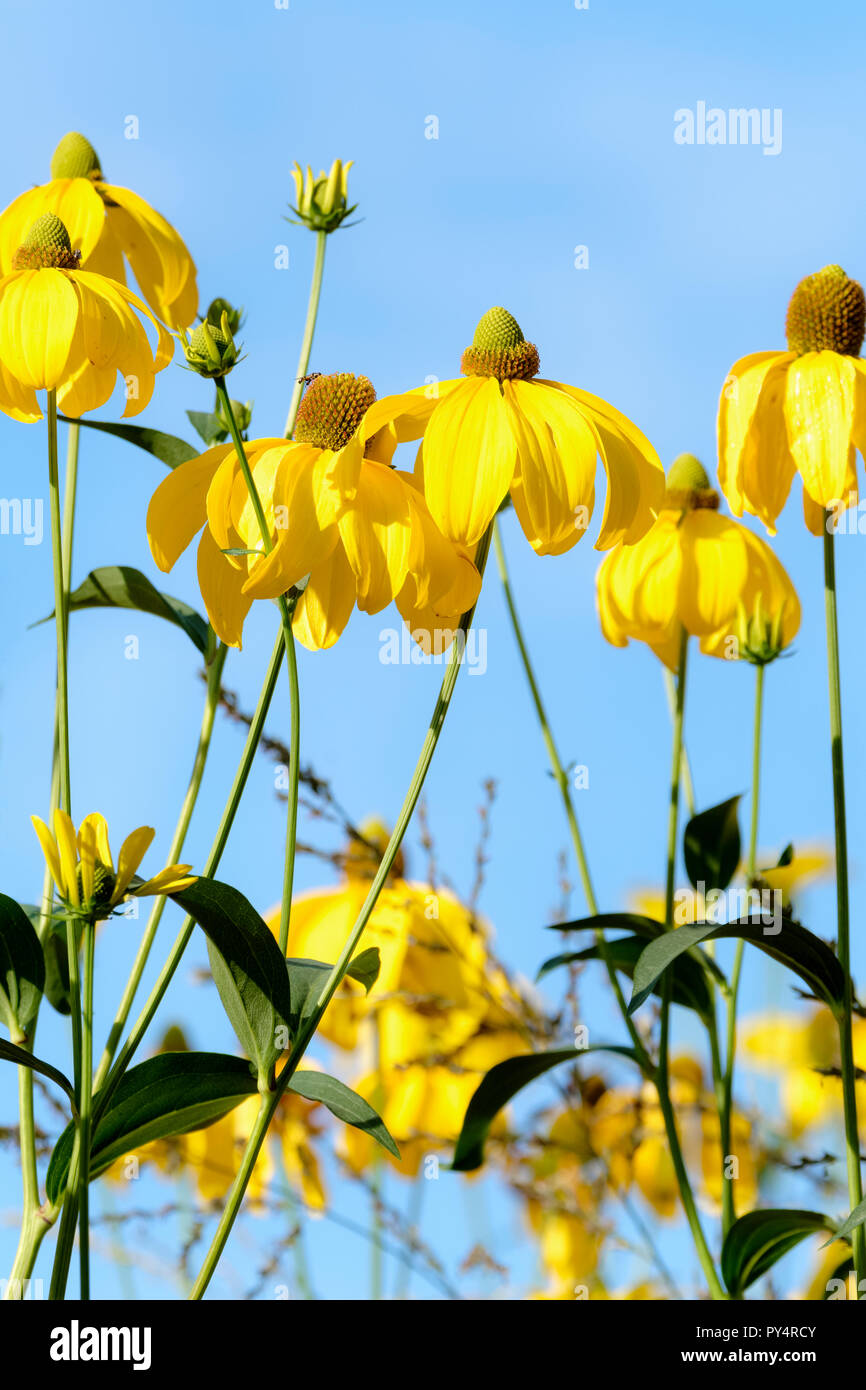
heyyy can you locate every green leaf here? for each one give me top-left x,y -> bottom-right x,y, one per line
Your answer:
286,951 -> 382,1034
186,409 -> 227,446
721,1209 -> 831,1296
629,917 -> 846,1014
538,936 -> 716,1019
684,796 -> 742,893
822,1196 -> 866,1248
36,565 -> 212,656
452,1045 -> 643,1173
287,1070 -> 398,1158
60,416 -> 198,470
546,912 -> 665,938
0,893 -> 45,1041
22,905 -> 75,1017
0,1039 -> 75,1106
176,879 -> 293,1082
46,1051 -> 258,1205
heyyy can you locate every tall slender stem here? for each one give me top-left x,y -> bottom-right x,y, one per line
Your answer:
656,627 -> 726,1299
78,919 -> 95,1298
188,529 -> 494,1298
720,663 -> 764,1236
823,525 -> 865,1287
93,644 -> 229,1091
492,519 -> 649,1066
284,230 -> 327,438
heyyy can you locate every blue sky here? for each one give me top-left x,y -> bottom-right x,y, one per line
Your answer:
1,0 -> 865,1298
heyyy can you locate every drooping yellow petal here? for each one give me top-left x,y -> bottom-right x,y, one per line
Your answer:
717,352 -> 790,518
359,384 -> 460,464
146,445 -> 234,571
196,525 -> 253,649
112,826 -> 156,903
292,543 -> 357,651
0,270 -> 80,388
504,380 -> 597,555
420,377 -> 517,546
678,511 -> 749,635
31,816 -> 64,898
52,809 -> 80,907
136,866 -> 196,896
0,354 -> 40,421
100,185 -> 198,329
784,352 -> 856,511
239,444 -> 342,601
337,460 -> 413,612
738,357 -> 797,533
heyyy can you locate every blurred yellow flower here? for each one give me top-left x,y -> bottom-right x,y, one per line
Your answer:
0,131 -> 197,328
0,213 -> 171,423
597,454 -> 800,670
740,1008 -> 866,1137
362,305 -> 664,553
718,264 -> 866,535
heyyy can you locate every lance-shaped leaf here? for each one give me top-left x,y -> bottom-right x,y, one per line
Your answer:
46,1051 -> 259,1205
452,1045 -> 644,1173
822,1196 -> 866,1249
538,936 -> 715,1020
187,409 -> 227,446
629,917 -> 846,1014
286,950 -> 382,1035
287,1070 -> 398,1158
176,879 -> 293,1083
0,893 -> 45,1041
37,566 -> 212,656
721,1209 -> 831,1296
0,1039 -> 75,1107
546,912 -> 665,938
60,416 -> 198,469
684,796 -> 742,893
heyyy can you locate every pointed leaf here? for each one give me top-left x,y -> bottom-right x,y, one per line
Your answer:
822,1196 -> 866,1248
60,416 -> 198,469
186,409 -> 227,446
0,1039 -> 75,1106
0,893 -> 45,1041
286,951 -> 382,1034
36,565 -> 212,656
629,917 -> 845,1014
721,1209 -> 831,1296
546,913 -> 664,938
538,936 -> 716,1019
46,1051 -> 259,1204
176,879 -> 293,1082
287,1070 -> 398,1158
683,796 -> 742,893
452,1045 -> 643,1173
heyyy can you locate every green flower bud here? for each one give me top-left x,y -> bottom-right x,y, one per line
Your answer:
183,312 -> 240,379
206,296 -> 244,337
288,159 -> 358,234
663,453 -> 719,511
733,594 -> 790,667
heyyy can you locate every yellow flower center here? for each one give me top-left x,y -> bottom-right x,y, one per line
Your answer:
663,453 -> 719,510
75,862 -> 116,912
785,265 -> 866,356
293,372 -> 376,451
11,213 -> 81,270
461,306 -> 540,381
50,131 -> 102,182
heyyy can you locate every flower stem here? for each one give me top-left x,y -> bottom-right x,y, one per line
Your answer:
215,379 -> 300,953
492,519 -> 650,1067
823,525 -> 865,1287
187,528 -> 494,1298
720,663 -> 764,1236
657,627 -> 726,1299
77,919 -> 95,1299
93,644 -> 229,1092
284,230 -> 327,438
94,628 -> 286,1126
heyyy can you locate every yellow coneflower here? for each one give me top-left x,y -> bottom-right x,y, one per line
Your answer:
32,809 -> 195,919
596,454 -> 800,669
358,305 -> 665,554
0,131 -> 197,329
0,213 -> 171,422
718,264 -> 866,534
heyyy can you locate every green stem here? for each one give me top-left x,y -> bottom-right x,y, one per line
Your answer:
188,528 -> 495,1298
284,230 -> 327,438
492,519 -> 650,1067
214,379 -> 300,954
77,920 -> 95,1299
823,525 -> 865,1287
93,644 -> 229,1092
94,628 -> 286,1126
656,627 -> 726,1299
663,666 -> 696,817
720,664 -> 764,1236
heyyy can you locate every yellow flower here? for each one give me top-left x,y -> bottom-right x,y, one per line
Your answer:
289,159 -> 356,234
360,305 -> 664,553
147,373 -> 479,650
740,1008 -> 859,1136
32,809 -> 195,918
0,132 -> 198,328
718,264 -> 866,535
596,453 -> 800,669
0,213 -> 172,423
528,1204 -> 601,1297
